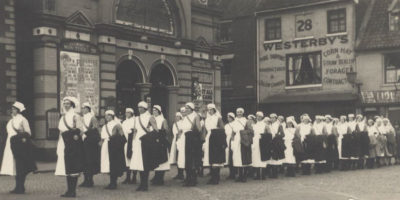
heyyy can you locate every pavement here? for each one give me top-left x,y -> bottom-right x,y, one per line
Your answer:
0,164 -> 400,200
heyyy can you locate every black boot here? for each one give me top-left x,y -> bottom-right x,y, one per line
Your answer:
153,171 -> 165,186
122,170 -> 131,184
235,168 -> 243,182
261,168 -> 267,180
137,171 -> 149,191
215,168 -> 220,184
79,173 -> 89,187
271,165 -> 278,179
105,175 -> 117,190
227,166 -> 236,180
130,171 -> 137,184
207,168 -> 215,185
183,169 -> 191,186
174,168 -> 184,180
70,177 -> 78,196
198,167 -> 204,177
241,167 -> 248,182
10,175 -> 19,194
61,177 -> 73,198
254,168 -> 261,180
151,171 -> 160,185
358,159 -> 364,169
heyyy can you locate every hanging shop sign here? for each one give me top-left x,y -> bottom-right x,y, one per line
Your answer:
361,90 -> 400,104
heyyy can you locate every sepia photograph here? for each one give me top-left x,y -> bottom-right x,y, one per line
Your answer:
0,0 -> 399,199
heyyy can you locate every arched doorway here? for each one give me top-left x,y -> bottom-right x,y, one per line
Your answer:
149,64 -> 174,120
116,60 -> 144,116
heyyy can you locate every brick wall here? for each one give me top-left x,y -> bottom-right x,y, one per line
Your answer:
0,0 -> 17,124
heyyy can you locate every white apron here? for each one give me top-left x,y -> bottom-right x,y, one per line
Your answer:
130,112 -> 151,171
100,120 -> 118,173
55,109 -> 76,176
348,121 -> 358,160
155,115 -> 170,171
177,112 -> 197,169
252,121 -> 267,168
314,122 -> 326,164
337,123 -> 348,160
232,117 -> 247,167
122,117 -> 136,167
169,121 -> 182,165
268,121 -> 284,165
283,127 -> 296,164
224,123 -> 234,166
203,114 -> 219,167
0,115 -> 30,176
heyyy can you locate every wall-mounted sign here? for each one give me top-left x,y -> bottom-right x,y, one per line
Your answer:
192,76 -> 214,110
361,90 -> 400,104
62,41 -> 97,54
295,13 -> 315,38
59,51 -> 100,114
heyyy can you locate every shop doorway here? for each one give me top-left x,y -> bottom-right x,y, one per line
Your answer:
149,64 -> 174,120
116,60 -> 143,116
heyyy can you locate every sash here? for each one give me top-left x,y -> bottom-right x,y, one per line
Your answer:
186,115 -> 196,131
63,115 -> 74,131
105,123 -> 112,137
175,122 -> 182,141
236,119 -> 245,129
138,116 -> 150,134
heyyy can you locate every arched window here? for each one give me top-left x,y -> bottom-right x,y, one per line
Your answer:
115,0 -> 175,35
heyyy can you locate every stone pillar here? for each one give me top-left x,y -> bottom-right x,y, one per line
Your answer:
167,86 -> 179,125
136,83 -> 152,101
98,35 -> 117,116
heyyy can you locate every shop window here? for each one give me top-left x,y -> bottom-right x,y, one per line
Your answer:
286,52 -> 322,86
384,53 -> 400,83
327,8 -> 346,34
220,22 -> 232,43
265,18 -> 281,41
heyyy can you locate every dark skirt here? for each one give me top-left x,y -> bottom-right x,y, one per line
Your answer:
271,135 -> 285,160
387,133 -> 396,157
341,134 -> 353,158
10,133 -> 37,174
141,131 -> 168,171
185,130 -> 202,170
326,134 -> 338,161
108,134 -> 126,177
359,132 -> 370,158
314,135 -> 327,162
240,130 -> 253,166
293,136 -> 305,163
83,129 -> 101,174
303,134 -> 317,161
350,132 -> 361,158
62,129 -> 85,174
209,129 -> 227,165
260,133 -> 273,162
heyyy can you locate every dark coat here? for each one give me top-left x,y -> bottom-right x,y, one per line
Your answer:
108,134 -> 126,177
314,135 -> 327,162
260,133 -> 273,161
240,129 -> 254,165
326,134 -> 338,161
271,126 -> 285,160
0,130 -> 7,168
185,130 -> 202,170
83,129 -> 101,174
140,131 -> 167,171
62,129 -> 85,174
10,132 -> 37,174
209,128 -> 227,164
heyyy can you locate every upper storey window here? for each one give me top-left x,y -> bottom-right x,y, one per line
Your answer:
116,0 -> 175,35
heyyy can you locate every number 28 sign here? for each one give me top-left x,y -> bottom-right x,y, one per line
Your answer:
295,13 -> 315,38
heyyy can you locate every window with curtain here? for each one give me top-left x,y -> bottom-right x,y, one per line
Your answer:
286,52 -> 322,86
385,53 -> 400,83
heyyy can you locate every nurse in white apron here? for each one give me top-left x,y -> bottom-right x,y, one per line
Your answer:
231,108 -> 248,182
337,115 -> 350,170
152,105 -> 171,186
225,112 -> 236,179
283,116 -> 297,177
55,96 -> 80,198
171,109 -> 185,180
0,101 -> 33,194
121,108 -> 137,185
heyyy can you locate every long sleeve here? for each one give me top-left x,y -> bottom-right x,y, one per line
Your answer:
21,117 -> 31,134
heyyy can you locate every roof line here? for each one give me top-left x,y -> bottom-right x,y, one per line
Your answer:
255,0 -> 353,16
355,0 -> 376,49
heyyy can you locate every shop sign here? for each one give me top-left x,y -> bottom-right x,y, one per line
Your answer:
62,41 -> 97,54
361,90 -> 400,104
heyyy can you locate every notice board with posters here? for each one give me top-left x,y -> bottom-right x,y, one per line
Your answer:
59,50 -> 100,114
191,74 -> 214,112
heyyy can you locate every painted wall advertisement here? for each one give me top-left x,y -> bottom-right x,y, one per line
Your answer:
258,9 -> 355,103
59,51 -> 100,114
192,77 -> 214,109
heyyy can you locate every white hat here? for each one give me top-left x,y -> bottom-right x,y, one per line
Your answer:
325,115 -> 332,120
125,108 -> 134,114
185,102 -> 195,110
176,112 -> 183,118
348,114 -> 355,118
263,117 -> 271,123
286,116 -> 297,125
227,112 -> 235,119
236,108 -> 244,113
82,102 -> 91,108
138,101 -> 148,109
105,110 -> 115,116
256,111 -> 264,118
153,105 -> 162,113
278,115 -> 284,120
180,107 -> 186,113
12,101 -> 25,112
340,115 -> 347,120
270,113 -> 277,118
207,103 -> 216,110
63,96 -> 79,108
248,114 -> 256,120
383,118 -> 390,122
356,114 -> 363,119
